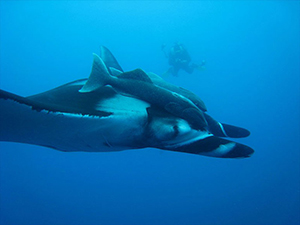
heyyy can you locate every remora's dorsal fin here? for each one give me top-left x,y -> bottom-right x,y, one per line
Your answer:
100,46 -> 124,73
118,69 -> 153,83
79,53 -> 110,93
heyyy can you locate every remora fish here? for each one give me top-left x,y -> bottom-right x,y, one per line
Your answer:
100,46 -> 249,138
79,53 -> 207,130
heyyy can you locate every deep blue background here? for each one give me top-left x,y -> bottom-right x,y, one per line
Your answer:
0,1 -> 299,225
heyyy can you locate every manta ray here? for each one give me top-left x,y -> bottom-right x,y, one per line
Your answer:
0,46 -> 254,158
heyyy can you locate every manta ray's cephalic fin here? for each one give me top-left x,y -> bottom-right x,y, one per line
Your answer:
204,113 -> 250,138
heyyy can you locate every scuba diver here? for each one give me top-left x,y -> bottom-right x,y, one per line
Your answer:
162,42 -> 205,77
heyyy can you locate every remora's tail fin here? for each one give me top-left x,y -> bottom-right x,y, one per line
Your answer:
79,53 -> 111,93
166,136 -> 254,158
100,46 -> 124,73
204,113 -> 250,138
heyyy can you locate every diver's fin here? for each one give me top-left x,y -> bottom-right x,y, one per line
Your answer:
79,53 -> 110,93
204,113 -> 250,138
100,46 -> 123,73
118,69 -> 153,83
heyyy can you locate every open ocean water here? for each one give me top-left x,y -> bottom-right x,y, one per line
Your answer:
0,1 -> 299,225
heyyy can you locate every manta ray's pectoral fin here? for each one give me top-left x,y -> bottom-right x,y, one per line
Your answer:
79,53 -> 110,93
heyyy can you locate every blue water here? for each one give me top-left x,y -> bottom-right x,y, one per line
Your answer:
0,1 -> 299,225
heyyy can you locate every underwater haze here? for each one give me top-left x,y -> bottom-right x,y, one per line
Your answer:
0,1 -> 299,225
